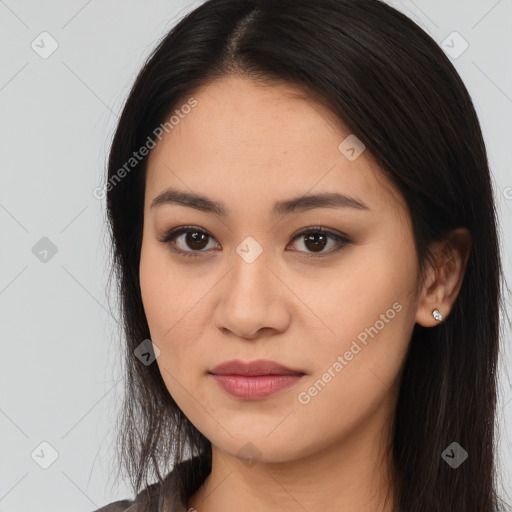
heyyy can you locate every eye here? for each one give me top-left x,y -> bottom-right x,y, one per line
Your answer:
288,226 -> 351,257
158,225 -> 351,258
157,226 -> 219,258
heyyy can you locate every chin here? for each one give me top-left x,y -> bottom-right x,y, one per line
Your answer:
205,428 -> 321,466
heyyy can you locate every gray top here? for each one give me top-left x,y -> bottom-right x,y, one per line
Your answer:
91,456 -> 210,512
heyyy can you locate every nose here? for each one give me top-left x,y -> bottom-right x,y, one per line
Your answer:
212,247 -> 292,340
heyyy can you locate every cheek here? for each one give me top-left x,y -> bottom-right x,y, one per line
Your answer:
298,234 -> 418,412
139,240 -> 211,386
292,278 -> 415,446
140,237 -> 194,333
311,237 -> 418,349
139,241 -> 167,332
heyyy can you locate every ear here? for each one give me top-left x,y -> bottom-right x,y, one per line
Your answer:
415,227 -> 472,327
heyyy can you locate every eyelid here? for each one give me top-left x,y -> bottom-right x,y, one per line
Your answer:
157,225 -> 351,258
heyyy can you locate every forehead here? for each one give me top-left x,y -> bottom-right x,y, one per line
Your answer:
145,75 -> 406,215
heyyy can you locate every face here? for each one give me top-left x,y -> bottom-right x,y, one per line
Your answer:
140,75 -> 421,464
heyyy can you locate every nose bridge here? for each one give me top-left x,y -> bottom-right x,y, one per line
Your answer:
214,236 -> 290,338
227,237 -> 274,308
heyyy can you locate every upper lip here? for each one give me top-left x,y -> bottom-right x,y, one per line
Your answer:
209,359 -> 305,376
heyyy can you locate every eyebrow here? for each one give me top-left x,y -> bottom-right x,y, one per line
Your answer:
150,187 -> 369,216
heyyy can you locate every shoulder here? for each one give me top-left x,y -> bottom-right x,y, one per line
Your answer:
90,455 -> 210,512
90,478 -> 160,512
90,499 -> 137,511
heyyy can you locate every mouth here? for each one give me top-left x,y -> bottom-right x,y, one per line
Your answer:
208,359 -> 306,400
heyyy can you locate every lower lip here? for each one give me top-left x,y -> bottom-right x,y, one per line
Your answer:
210,374 -> 304,400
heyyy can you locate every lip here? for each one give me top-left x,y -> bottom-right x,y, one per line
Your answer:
208,359 -> 306,400
210,359 -> 304,376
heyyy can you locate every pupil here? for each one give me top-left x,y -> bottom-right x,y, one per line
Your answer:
305,233 -> 327,252
187,232 -> 208,250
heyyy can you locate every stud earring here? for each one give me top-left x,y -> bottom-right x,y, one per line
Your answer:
432,308 -> 443,322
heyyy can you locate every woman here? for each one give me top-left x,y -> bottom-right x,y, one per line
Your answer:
95,0 -> 509,510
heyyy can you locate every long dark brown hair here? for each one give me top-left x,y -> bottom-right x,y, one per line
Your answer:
104,1 -> 509,510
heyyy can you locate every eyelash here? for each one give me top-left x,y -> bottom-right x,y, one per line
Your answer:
157,225 -> 351,259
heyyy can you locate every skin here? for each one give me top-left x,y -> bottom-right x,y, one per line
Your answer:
139,75 -> 471,512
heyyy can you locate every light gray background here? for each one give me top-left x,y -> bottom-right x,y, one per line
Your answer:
1,1 -> 511,510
